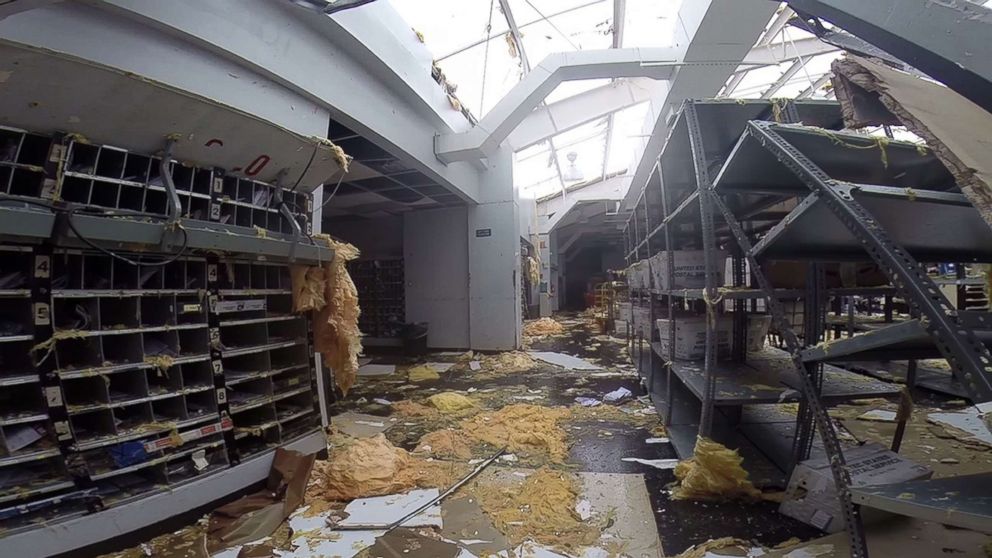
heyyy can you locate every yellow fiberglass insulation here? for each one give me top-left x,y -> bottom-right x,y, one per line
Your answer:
427,392 -> 476,413
671,437 -> 760,501
292,236 -> 362,396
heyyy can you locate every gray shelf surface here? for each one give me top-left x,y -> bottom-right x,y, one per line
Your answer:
841,360 -> 969,399
0,204 -> 333,265
850,473 -> 992,533
804,319 -> 992,366
2,429 -> 326,557
654,345 -> 901,405
750,186 -> 992,262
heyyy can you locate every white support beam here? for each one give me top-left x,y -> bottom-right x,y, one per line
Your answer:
761,59 -> 804,98
435,47 -> 685,163
722,36 -> 835,97
507,77 -> 661,151
742,36 -> 838,66
797,72 -> 833,98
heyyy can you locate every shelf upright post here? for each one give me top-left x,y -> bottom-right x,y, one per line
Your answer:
683,101 -> 719,438
657,158 -> 677,424
706,190 -> 869,558
794,262 -> 826,465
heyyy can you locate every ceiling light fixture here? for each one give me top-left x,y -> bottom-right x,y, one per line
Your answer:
562,151 -> 584,182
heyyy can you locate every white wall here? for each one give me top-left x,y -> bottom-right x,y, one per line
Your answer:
404,207 -> 470,349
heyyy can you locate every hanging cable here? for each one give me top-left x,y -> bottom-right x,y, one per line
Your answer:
289,142 -> 318,192
480,0 -> 496,113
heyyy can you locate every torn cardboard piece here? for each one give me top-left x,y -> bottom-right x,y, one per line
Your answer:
832,55 -> 992,230
779,442 -> 931,532
206,448 -> 315,552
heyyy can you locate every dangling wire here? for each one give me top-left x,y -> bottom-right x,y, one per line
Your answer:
480,0 -> 496,113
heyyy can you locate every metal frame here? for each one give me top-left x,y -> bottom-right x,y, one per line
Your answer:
749,120 -> 992,403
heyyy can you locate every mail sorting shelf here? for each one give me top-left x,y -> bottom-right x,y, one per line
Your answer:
349,259 -> 405,338
46,249 -> 230,507
0,125 -> 311,236
215,260 -> 319,459
0,245 -> 81,528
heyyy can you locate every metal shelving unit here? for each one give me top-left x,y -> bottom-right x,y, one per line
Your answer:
625,97 -> 992,556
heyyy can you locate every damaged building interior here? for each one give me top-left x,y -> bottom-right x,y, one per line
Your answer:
0,0 -> 990,557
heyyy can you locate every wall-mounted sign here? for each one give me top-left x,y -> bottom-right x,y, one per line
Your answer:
475,228 -> 492,237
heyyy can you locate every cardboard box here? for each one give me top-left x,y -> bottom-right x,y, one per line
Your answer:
632,306 -> 653,337
613,320 -> 630,336
616,301 -> 632,318
655,316 -> 732,360
779,443 -> 932,533
626,260 -> 651,290
747,315 -> 772,352
649,250 -> 728,291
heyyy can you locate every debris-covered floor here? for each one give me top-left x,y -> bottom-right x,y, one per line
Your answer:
99,313 -> 992,558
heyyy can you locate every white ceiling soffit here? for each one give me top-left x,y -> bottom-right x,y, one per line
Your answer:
435,47 -> 690,163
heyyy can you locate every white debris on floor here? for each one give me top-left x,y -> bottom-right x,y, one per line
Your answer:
337,489 -> 443,528
927,407 -> 992,446
528,351 -> 603,370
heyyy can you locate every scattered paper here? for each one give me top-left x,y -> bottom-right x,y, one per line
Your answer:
621,457 -> 679,470
3,424 -> 44,453
528,351 -> 603,370
574,499 -> 592,520
337,489 -> 443,529
428,362 -> 456,372
645,437 -> 669,444
358,364 -> 396,377
469,361 -> 482,371
373,398 -> 392,406
928,408 -> 992,446
192,449 -> 208,471
603,387 -> 632,403
575,397 -> 601,407
856,409 -> 897,422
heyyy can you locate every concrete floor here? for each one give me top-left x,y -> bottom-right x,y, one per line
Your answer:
341,312 -> 826,555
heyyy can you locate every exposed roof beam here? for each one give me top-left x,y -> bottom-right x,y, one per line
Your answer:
720,7 -> 794,96
797,71 -> 832,98
762,6 -> 796,46
761,59 -> 803,98
603,0 -> 625,180
498,0 -> 530,72
508,77 -> 661,151
742,36 -> 837,66
436,48 -> 689,163
612,0 -> 625,48
624,0 -> 779,210
436,0 -> 606,62
722,35 -> 835,97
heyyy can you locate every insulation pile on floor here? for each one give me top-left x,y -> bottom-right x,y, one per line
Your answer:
523,317 -> 565,337
460,403 -> 570,462
291,235 -> 362,395
474,468 -> 600,553
672,437 -> 760,501
477,350 -> 537,374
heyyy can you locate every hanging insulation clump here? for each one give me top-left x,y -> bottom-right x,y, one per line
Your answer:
291,235 -> 363,395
